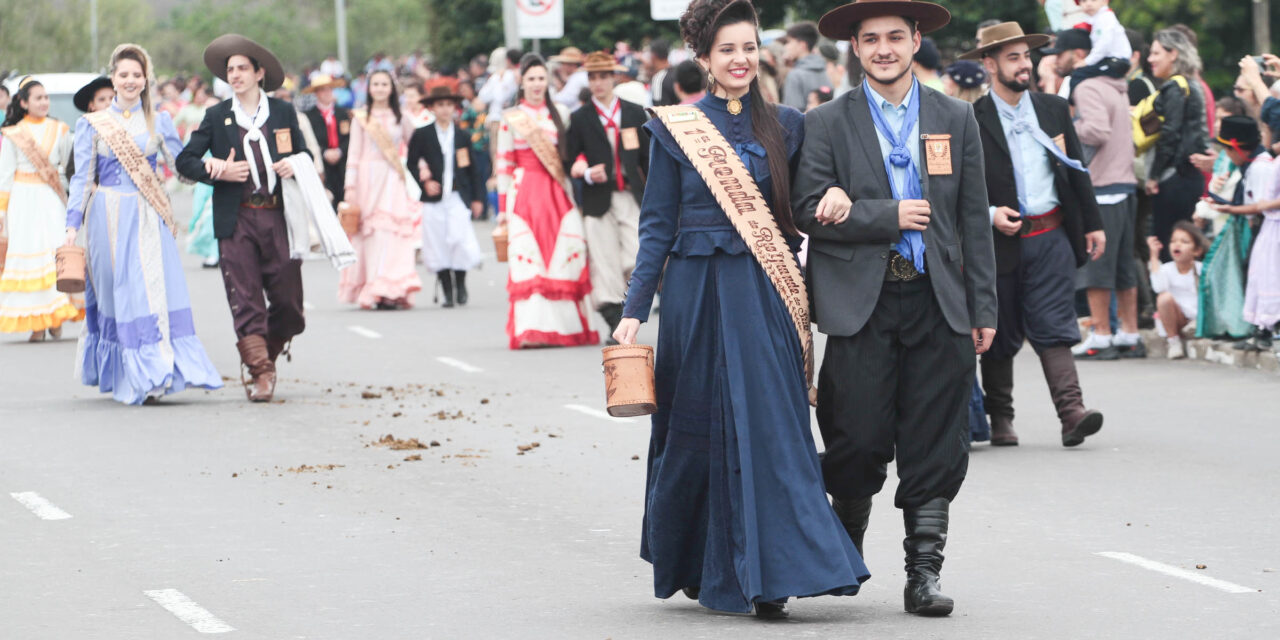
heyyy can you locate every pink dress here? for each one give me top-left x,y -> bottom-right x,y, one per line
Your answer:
338,108 -> 423,308
1243,155 -> 1280,328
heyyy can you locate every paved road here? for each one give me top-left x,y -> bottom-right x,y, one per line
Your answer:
2,200 -> 1277,638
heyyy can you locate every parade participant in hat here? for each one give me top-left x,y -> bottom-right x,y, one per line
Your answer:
337,70 -> 424,310
175,34 -> 309,403
0,77 -> 82,342
565,51 -> 649,341
793,0 -> 997,616
961,22 -> 1108,447
66,44 -> 222,404
550,47 -> 588,110
497,53 -> 596,349
64,76 -> 114,186
405,84 -> 483,308
941,60 -> 986,103
302,73 -> 351,205
614,0 -> 869,619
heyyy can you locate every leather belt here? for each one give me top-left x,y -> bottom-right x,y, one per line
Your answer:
885,251 -> 925,282
1021,207 -> 1062,238
241,193 -> 281,209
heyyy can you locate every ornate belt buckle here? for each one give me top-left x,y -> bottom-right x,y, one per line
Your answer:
889,252 -> 919,281
249,194 -> 266,207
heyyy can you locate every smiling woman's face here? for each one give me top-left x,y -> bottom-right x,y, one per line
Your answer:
700,21 -> 759,96
112,58 -> 145,103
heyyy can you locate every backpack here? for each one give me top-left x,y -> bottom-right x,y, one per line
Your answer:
1132,75 -> 1189,154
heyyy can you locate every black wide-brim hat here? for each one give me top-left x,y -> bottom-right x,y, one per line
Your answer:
203,34 -> 285,92
1214,115 -> 1262,152
818,0 -> 951,40
73,76 -> 113,112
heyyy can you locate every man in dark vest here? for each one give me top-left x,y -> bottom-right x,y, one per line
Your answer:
565,51 -> 649,341
794,0 -> 998,617
176,34 -> 310,403
302,74 -> 350,205
963,22 -> 1107,448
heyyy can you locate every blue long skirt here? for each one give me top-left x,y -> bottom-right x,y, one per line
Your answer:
77,183 -> 222,405
640,250 -> 869,613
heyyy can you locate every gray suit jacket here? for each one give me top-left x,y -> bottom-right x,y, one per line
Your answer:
793,83 -> 997,337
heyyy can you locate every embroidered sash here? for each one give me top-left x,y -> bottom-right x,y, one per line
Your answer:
84,111 -> 175,236
1,124 -> 68,205
503,107 -> 566,183
353,108 -> 403,172
651,105 -> 815,396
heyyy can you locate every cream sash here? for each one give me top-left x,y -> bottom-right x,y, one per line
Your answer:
1,124 -> 68,205
84,111 -> 176,236
652,105 -> 815,396
502,107 -> 567,183
352,109 -> 421,200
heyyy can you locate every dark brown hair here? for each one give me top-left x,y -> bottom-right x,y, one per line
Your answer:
3,78 -> 41,127
1170,220 -> 1208,257
515,53 -> 568,158
680,0 -> 798,235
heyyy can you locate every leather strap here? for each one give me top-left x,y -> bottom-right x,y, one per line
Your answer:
1,124 -> 67,205
84,111 -> 175,236
503,107 -> 566,183
651,105 -> 815,395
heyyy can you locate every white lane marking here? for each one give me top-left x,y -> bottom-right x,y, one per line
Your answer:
1097,552 -> 1255,594
143,589 -> 235,633
303,301 -> 315,310
9,492 -> 72,520
563,404 -> 638,424
435,357 -> 483,373
347,325 -> 382,339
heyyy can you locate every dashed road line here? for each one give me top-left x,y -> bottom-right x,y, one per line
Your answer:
1097,552 -> 1255,594
436,357 -> 483,373
144,589 -> 235,634
347,325 -> 382,339
563,403 -> 638,424
9,492 -> 72,520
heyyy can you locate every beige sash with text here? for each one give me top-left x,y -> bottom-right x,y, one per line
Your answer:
353,109 -> 403,172
651,105 -> 814,396
84,112 -> 175,236
502,107 -> 566,183
1,124 -> 68,205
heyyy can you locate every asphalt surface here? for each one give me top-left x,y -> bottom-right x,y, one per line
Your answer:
2,192 -> 1277,638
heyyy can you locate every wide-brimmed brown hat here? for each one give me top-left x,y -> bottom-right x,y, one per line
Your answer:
549,46 -> 586,65
818,0 -> 951,40
420,84 -> 463,107
959,22 -> 1052,60
582,51 -> 627,74
203,34 -> 286,92
302,73 -> 346,93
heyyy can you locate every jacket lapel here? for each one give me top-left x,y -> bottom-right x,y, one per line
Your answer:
846,86 -> 892,196
221,101 -> 240,156
974,94 -> 1010,160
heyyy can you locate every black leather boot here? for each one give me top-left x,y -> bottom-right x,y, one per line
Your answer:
754,599 -> 789,620
453,270 -> 469,306
903,497 -> 954,616
980,357 -> 1018,446
831,496 -> 872,556
437,271 -> 455,308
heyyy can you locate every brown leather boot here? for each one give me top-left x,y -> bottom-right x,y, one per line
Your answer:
236,335 -> 276,403
1039,346 -> 1103,447
980,357 -> 1018,446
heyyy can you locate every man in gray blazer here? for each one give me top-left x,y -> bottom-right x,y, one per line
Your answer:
794,0 -> 997,617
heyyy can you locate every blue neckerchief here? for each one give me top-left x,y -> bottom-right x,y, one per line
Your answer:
864,78 -> 925,273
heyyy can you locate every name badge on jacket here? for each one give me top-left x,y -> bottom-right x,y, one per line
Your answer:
621,127 -> 640,151
923,134 -> 952,176
275,128 -> 293,155
456,147 -> 471,168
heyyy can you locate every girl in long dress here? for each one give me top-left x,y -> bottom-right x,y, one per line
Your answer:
496,54 -> 596,349
0,78 -> 83,341
64,44 -> 222,405
338,70 -> 423,309
613,0 -> 868,618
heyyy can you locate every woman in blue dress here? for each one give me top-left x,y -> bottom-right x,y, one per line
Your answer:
64,44 -> 222,405
613,0 -> 868,619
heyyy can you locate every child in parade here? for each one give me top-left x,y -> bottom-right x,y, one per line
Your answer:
0,78 -> 82,341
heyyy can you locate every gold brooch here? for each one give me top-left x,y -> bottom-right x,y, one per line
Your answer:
727,97 -> 742,116
121,109 -> 132,119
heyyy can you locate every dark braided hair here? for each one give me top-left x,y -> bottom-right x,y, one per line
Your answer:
514,53 -> 568,158
679,0 -> 798,236
3,78 -> 42,127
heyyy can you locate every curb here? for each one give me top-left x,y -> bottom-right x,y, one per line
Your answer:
1142,331 -> 1280,374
